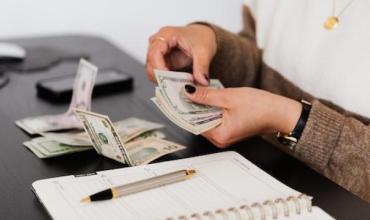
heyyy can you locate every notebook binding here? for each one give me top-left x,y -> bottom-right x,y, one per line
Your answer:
166,193 -> 313,220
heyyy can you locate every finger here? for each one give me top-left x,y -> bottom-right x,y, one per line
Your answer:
145,49 -> 157,82
202,126 -> 220,139
192,51 -> 211,86
145,62 -> 156,83
202,126 -> 229,148
183,85 -> 228,108
148,40 -> 170,71
167,49 -> 192,70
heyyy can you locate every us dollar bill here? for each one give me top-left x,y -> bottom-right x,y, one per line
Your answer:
129,130 -> 165,142
25,137 -> 184,165
152,70 -> 223,135
26,130 -> 166,159
74,109 -> 186,166
40,128 -> 166,147
74,109 -> 133,165
155,69 -> 223,115
40,131 -> 90,146
15,59 -> 97,135
126,138 -> 185,165
23,137 -> 92,159
112,118 -> 164,143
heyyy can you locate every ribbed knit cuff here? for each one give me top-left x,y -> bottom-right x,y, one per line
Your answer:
189,22 -> 230,59
295,100 -> 345,170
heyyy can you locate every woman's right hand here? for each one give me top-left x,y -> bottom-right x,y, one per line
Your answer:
146,24 -> 217,86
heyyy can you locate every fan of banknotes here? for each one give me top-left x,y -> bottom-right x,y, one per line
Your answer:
151,70 -> 224,135
17,59 -> 186,166
73,109 -> 185,166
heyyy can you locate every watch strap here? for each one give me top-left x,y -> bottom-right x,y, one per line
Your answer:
291,100 -> 312,140
276,100 -> 312,150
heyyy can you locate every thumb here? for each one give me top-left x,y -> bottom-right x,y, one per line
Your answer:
184,84 -> 227,108
192,52 -> 211,86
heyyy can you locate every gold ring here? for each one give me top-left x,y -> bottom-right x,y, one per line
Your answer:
151,36 -> 167,44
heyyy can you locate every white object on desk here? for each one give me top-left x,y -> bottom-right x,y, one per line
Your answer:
32,151 -> 334,220
0,42 -> 26,61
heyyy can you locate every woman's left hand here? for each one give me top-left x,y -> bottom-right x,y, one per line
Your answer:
184,85 -> 302,148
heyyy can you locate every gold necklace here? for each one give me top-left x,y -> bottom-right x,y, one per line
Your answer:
324,0 -> 356,30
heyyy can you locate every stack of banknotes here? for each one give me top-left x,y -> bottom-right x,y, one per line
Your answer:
151,70 -> 224,135
24,116 -> 185,166
17,59 -> 186,166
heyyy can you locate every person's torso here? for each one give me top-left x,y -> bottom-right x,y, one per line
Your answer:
245,0 -> 370,117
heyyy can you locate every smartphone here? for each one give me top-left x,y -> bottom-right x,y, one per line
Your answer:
36,69 -> 133,103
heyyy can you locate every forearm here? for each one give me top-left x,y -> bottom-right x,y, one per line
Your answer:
257,72 -> 370,202
196,5 -> 370,203
294,100 -> 370,202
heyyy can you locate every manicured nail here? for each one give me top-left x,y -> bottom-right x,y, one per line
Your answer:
184,84 -> 196,94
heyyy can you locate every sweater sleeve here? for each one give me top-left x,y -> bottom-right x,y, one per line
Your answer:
195,6 -> 370,202
193,6 -> 262,88
296,100 -> 370,202
258,60 -> 370,202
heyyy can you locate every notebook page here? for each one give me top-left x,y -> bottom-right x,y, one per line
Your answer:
32,151 -> 302,220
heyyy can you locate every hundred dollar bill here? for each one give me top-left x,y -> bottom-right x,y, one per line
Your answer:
74,109 -> 133,165
15,59 -> 97,135
152,70 -> 223,135
23,137 -> 92,159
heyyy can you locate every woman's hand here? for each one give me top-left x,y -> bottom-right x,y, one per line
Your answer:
184,85 -> 302,148
146,24 -> 217,86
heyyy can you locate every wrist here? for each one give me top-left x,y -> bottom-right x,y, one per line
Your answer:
268,95 -> 303,134
276,99 -> 312,150
188,23 -> 217,54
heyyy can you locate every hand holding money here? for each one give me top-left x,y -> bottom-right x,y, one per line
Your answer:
151,69 -> 223,135
146,25 -> 217,86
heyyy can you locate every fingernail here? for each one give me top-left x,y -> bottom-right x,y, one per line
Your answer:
184,84 -> 196,94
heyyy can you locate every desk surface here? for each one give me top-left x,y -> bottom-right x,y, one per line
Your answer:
0,35 -> 368,219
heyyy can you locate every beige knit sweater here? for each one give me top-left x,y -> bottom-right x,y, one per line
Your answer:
199,6 -> 370,203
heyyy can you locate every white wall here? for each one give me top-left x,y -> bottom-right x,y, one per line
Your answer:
1,0 -> 243,63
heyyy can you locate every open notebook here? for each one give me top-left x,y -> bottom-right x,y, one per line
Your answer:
32,151 -> 334,220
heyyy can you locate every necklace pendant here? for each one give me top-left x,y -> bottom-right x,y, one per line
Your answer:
324,16 -> 339,30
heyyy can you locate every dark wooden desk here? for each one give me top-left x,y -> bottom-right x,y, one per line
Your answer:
0,35 -> 368,219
